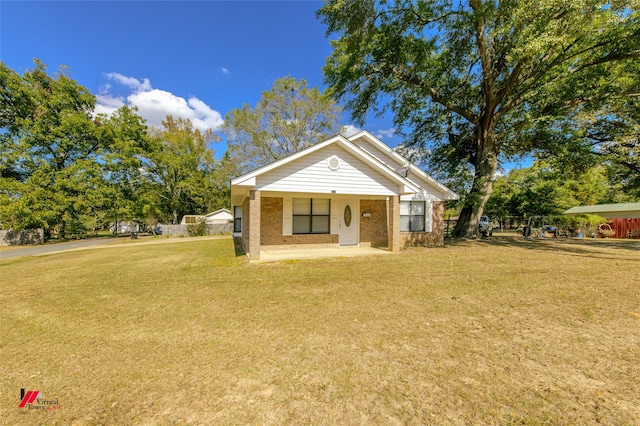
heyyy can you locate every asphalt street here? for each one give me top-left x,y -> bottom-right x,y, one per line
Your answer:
0,238 -> 118,260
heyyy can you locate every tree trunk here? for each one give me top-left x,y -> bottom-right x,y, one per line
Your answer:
173,209 -> 178,225
452,122 -> 498,238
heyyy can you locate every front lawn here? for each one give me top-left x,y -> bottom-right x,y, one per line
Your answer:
1,237 -> 638,424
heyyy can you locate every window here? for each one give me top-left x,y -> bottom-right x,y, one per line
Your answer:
233,206 -> 242,233
400,201 -> 425,232
185,216 -> 197,224
293,198 -> 330,234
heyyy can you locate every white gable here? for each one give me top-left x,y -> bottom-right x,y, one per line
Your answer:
231,131 -> 458,202
350,134 -> 400,169
255,144 -> 402,196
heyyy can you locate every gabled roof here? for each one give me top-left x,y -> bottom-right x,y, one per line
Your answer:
348,130 -> 459,200
231,132 -> 458,200
232,134 -> 417,194
205,208 -> 231,217
564,202 -> 640,216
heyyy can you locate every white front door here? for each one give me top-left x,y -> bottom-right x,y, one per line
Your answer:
339,199 -> 358,246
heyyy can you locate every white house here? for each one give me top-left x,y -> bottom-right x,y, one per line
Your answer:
180,209 -> 233,225
230,131 -> 459,260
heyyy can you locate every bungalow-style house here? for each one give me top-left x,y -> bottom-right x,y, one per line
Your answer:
180,209 -> 233,225
230,131 -> 459,260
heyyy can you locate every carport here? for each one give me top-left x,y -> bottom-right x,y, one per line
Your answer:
563,202 -> 640,238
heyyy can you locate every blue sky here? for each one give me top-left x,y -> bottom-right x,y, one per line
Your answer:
1,0 -> 399,156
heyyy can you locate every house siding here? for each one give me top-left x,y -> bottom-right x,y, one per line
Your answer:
255,145 -> 400,196
400,201 -> 445,247
359,199 -> 388,247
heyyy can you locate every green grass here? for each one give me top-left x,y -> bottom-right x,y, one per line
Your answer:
1,236 -> 639,425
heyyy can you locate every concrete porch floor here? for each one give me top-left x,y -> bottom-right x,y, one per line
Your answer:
253,246 -> 392,263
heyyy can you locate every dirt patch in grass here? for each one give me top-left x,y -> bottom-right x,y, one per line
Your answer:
1,237 -> 639,424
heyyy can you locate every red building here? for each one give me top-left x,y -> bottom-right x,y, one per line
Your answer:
564,203 -> 640,239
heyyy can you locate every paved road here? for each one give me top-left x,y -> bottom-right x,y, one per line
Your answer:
0,238 -> 119,260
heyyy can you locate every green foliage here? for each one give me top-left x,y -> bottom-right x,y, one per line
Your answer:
319,0 -> 640,237
223,76 -> 342,173
145,116 -> 222,224
186,220 -> 209,237
0,60 -> 118,237
484,162 -> 631,219
0,60 -> 235,237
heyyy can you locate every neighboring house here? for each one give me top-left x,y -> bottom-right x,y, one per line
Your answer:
564,202 -> 640,238
181,209 -> 233,225
230,130 -> 459,260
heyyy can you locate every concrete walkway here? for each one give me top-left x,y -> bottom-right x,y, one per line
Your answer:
253,246 -> 392,263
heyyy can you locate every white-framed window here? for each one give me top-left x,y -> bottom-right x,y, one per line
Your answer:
233,206 -> 242,233
400,201 -> 426,232
292,198 -> 330,234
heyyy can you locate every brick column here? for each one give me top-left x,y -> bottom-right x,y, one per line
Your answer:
248,190 -> 261,260
387,195 -> 400,252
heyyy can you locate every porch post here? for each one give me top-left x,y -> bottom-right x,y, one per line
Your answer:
248,190 -> 261,260
388,195 -> 401,252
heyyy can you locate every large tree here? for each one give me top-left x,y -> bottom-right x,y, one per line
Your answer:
145,116 -> 220,224
0,60 -> 144,237
319,0 -> 640,237
223,75 -> 342,173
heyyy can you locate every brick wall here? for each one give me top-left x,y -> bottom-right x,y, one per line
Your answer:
261,196 -> 337,248
248,190 -> 261,259
359,199 -> 388,247
388,196 -> 401,252
400,201 -> 445,247
260,197 -> 283,245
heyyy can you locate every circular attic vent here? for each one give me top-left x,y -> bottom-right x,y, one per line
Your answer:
328,156 -> 340,171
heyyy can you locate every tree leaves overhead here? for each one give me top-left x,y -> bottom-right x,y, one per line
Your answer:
223,76 -> 342,173
319,0 -> 640,237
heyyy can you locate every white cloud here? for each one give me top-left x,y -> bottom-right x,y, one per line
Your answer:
104,72 -> 152,92
341,124 -> 362,137
375,128 -> 396,139
221,67 -> 230,75
94,94 -> 125,116
95,73 -> 223,132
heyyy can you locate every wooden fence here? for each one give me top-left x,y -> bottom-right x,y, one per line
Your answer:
160,223 -> 233,237
0,228 -> 44,246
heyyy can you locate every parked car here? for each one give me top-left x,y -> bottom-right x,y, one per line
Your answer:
152,224 -> 163,235
479,215 -> 493,237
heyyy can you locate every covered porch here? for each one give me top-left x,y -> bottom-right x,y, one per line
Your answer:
232,189 -> 403,261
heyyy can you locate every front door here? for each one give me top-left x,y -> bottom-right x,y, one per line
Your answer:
339,199 -> 358,246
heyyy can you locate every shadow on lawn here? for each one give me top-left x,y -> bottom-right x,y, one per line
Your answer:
446,235 -> 640,261
233,236 -> 246,258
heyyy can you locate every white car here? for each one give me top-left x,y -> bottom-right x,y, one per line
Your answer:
479,215 -> 493,237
